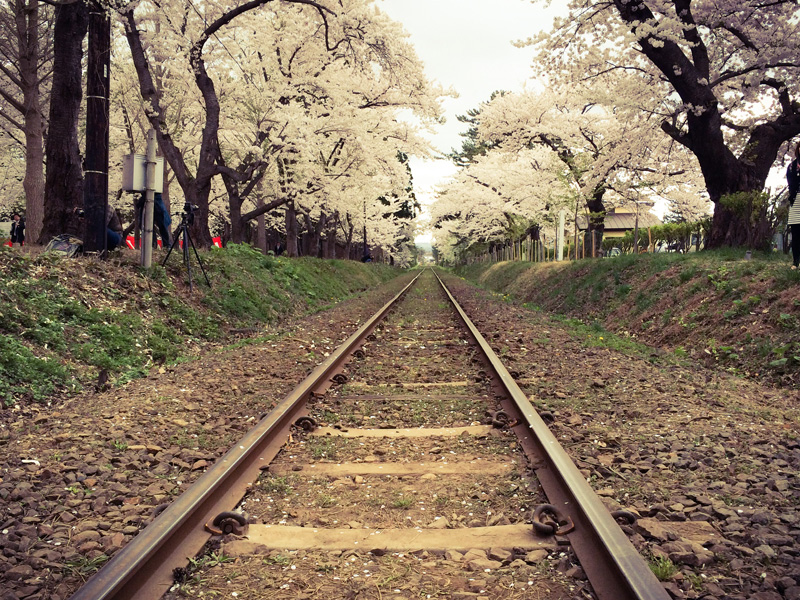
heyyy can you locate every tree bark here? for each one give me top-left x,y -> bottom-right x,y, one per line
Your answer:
323,212 -> 338,258
313,211 -> 326,257
82,7 -> 110,253
285,200 -> 298,257
301,211 -> 314,257
255,193 -> 266,253
15,0 -> 45,243
41,0 -> 88,243
584,186 -> 606,258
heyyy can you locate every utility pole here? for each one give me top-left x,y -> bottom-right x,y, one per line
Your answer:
83,2 -> 110,254
141,129 -> 157,267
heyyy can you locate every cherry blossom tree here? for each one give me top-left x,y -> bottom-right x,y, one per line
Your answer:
0,0 -> 53,241
118,0 -> 343,247
116,0 -> 442,253
478,86 -> 708,254
527,0 -> 800,247
431,145 -> 569,261
212,1 -> 441,255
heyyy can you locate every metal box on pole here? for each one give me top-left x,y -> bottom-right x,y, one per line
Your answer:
122,154 -> 164,193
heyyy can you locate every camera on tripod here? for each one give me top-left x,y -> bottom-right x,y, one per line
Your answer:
163,201 -> 209,291
182,202 -> 198,225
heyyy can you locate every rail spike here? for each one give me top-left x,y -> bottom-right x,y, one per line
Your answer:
295,416 -> 318,432
206,511 -> 248,536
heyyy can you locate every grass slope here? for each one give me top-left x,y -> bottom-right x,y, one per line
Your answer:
0,244 -> 401,406
454,249 -> 800,387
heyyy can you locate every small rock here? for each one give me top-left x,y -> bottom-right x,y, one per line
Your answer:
565,566 -> 586,580
486,513 -> 511,526
751,511 -> 772,525
488,548 -> 512,563
463,549 -> 487,561
784,587 -> 800,600
754,544 -> 777,559
444,550 -> 464,561
466,558 -> 502,572
5,564 -> 33,580
72,530 -> 101,545
524,549 -> 549,563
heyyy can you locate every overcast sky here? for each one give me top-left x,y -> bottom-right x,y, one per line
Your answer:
375,0 -> 564,239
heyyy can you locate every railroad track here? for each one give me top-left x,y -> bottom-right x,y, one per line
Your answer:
70,269 -> 669,600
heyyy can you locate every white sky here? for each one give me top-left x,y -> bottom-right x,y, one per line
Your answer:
376,0 -> 564,242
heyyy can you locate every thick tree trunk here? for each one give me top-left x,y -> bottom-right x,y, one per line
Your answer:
343,220 -> 354,259
312,212 -> 326,258
584,187 -> 606,258
285,201 -> 299,257
323,212 -> 338,258
183,185 -> 212,247
706,167 -> 769,248
255,194 -> 266,253
16,0 -> 45,244
301,212 -> 313,257
229,193 -> 245,243
41,0 -> 88,243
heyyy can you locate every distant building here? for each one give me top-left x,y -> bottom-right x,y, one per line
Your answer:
576,207 -> 662,238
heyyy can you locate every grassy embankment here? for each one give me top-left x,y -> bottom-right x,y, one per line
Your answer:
454,249 -> 800,386
0,244 -> 402,406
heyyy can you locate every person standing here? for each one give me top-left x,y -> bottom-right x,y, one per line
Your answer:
136,192 -> 172,248
787,141 -> 800,269
10,214 -> 25,246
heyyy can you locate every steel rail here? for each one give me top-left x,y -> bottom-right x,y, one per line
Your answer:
70,270 -> 423,600
432,270 -> 670,600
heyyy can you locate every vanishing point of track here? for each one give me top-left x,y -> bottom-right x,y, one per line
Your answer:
70,269 -> 669,600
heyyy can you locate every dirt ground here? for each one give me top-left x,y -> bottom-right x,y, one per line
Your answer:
0,268 -> 798,600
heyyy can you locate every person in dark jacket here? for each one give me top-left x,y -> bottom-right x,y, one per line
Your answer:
136,192 -> 172,247
787,141 -> 800,269
10,214 -> 24,246
105,204 -> 124,251
73,205 -> 124,251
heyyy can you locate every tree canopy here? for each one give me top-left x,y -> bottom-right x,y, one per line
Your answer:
524,0 -> 800,247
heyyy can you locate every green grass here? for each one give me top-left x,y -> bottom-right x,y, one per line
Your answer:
391,495 -> 414,509
0,246 -> 402,407
453,248 -> 800,383
64,554 -> 110,579
649,556 -> 678,581
259,475 -> 293,495
306,437 -> 339,460
316,493 -> 338,508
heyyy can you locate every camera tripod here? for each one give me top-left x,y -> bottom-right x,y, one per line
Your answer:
162,208 -> 211,292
